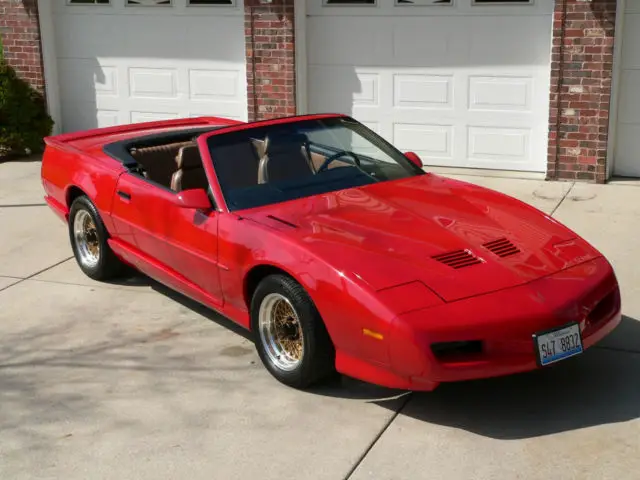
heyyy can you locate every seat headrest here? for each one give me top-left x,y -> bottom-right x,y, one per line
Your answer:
264,132 -> 309,156
176,145 -> 202,169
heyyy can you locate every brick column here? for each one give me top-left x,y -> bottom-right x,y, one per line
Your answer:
547,0 -> 617,183
0,0 -> 45,93
244,0 -> 296,122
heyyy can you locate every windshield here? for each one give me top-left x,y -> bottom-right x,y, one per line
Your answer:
206,116 -> 424,211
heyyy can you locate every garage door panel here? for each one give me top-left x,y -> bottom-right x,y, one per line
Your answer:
307,3 -> 552,172
52,2 -> 247,132
55,15 -> 126,59
58,59 -> 119,102
60,102 -> 123,133
468,16 -> 552,67
621,14 -> 640,70
617,70 -> 640,125
120,15 -> 245,62
467,127 -> 531,165
393,74 -> 453,110
130,111 -> 181,124
307,17 -> 389,67
308,66 -> 380,114
468,76 -> 533,113
393,123 -> 454,166
189,69 -> 241,101
129,67 -> 179,99
391,18 -> 463,67
614,12 -> 640,176
613,124 -> 640,177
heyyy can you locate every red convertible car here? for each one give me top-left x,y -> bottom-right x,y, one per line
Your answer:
41,114 -> 621,391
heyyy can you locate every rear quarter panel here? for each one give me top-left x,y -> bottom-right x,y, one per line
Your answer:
41,143 -> 124,233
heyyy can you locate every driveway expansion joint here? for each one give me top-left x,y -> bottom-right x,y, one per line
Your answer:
0,256 -> 74,293
343,393 -> 413,480
549,181 -> 575,217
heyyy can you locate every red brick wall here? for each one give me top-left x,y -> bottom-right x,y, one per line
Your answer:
0,0 -> 45,93
547,0 -> 617,183
244,0 -> 296,122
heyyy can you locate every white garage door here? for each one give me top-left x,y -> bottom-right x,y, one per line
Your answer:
613,1 -> 640,177
49,0 -> 247,133
305,0 -> 554,172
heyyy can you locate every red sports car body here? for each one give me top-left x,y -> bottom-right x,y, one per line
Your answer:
41,114 -> 621,391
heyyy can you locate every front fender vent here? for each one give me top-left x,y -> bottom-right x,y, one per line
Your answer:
432,249 -> 482,269
483,237 -> 520,258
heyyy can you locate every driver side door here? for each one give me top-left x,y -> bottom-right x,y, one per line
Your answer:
163,202 -> 223,306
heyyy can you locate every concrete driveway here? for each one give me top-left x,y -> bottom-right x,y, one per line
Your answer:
1,159 -> 638,480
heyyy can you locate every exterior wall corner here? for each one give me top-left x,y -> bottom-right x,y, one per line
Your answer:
547,0 -> 618,184
244,0 -> 297,122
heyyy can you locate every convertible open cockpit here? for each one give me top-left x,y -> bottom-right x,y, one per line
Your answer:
103,125 -> 357,197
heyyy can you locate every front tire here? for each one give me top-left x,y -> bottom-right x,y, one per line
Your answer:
251,274 -> 336,389
68,195 -> 126,281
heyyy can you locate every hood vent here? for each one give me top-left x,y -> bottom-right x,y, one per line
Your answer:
483,237 -> 520,258
432,249 -> 482,269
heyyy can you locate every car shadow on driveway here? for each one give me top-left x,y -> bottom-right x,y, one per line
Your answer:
389,315 -> 640,440
128,273 -> 411,401
115,273 -> 253,342
116,273 -> 640,436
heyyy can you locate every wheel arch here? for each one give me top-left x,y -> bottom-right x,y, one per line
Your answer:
65,185 -> 88,208
244,263 -> 298,312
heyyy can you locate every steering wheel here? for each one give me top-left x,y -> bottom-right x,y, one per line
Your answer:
317,150 -> 361,173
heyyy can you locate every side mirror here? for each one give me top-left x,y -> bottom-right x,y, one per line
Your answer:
404,151 -> 423,169
175,188 -> 212,210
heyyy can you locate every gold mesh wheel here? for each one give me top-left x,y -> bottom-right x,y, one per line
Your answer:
73,209 -> 100,268
258,293 -> 304,371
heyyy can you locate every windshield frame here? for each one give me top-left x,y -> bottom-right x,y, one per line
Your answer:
196,114 -> 424,213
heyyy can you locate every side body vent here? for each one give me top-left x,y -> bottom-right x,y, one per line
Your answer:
483,237 -> 520,258
432,249 -> 482,269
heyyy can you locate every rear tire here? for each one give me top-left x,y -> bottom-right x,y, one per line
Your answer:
251,274 -> 336,389
68,195 -> 126,281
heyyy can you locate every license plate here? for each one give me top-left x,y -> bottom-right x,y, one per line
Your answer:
533,323 -> 583,366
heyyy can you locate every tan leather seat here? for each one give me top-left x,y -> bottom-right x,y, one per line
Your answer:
170,145 -> 208,192
251,138 -> 266,159
130,141 -> 193,188
257,133 -> 315,184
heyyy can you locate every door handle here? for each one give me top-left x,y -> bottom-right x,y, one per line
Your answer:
117,190 -> 131,201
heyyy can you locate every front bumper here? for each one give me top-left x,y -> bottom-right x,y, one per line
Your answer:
382,256 -> 621,390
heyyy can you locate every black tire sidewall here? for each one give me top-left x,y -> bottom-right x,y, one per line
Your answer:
250,274 -> 335,389
68,196 -> 115,280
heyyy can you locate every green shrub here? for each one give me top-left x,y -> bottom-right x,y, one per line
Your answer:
0,60 -> 54,157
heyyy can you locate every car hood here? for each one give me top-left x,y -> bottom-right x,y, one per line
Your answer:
243,174 -> 601,302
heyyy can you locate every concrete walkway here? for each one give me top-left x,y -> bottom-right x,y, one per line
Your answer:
1,159 -> 638,480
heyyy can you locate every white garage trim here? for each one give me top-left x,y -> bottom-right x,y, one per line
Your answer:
611,0 -> 640,177
294,0 -> 308,115
607,0 -> 627,179
38,0 -> 63,135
